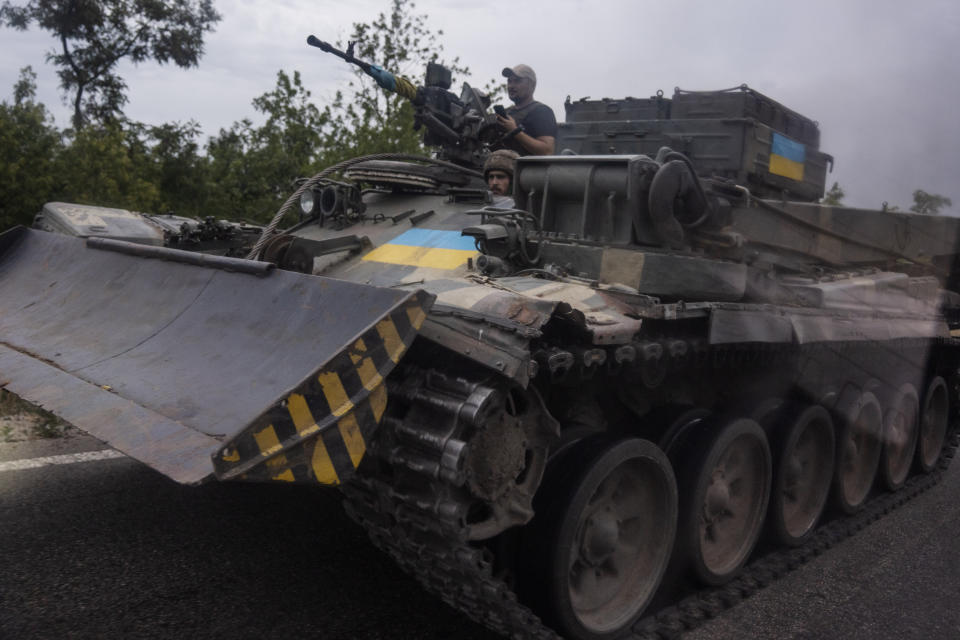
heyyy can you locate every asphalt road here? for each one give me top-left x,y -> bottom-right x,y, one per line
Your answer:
1,434 -> 958,640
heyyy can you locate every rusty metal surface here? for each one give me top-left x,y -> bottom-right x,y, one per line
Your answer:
0,228 -> 427,483
422,275 -> 643,344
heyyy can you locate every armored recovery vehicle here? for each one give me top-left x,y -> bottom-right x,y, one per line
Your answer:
2,41 -> 959,640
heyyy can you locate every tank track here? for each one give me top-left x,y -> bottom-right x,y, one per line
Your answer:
342,478 -> 557,640
340,363 -> 959,640
340,365 -> 561,640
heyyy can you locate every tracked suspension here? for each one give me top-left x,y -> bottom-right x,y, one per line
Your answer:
345,423 -> 958,639
340,360 -> 959,640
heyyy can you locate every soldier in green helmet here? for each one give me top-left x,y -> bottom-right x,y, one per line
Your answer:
484,149 -> 519,207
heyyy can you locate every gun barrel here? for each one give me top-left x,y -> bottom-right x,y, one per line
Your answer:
306,35 -> 371,72
306,35 -> 336,54
306,35 -> 418,101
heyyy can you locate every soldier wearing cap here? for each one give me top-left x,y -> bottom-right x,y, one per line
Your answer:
497,64 -> 557,156
483,149 -> 519,207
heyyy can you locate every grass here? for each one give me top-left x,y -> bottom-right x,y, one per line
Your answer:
0,389 -> 69,439
31,418 -> 68,439
0,389 -> 34,416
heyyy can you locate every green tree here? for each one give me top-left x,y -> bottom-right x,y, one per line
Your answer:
52,121 -> 159,209
252,69 -> 329,167
146,120 -> 208,217
205,70 -> 328,222
0,66 -> 62,230
821,181 -> 845,206
0,0 -> 221,129
909,189 -> 952,215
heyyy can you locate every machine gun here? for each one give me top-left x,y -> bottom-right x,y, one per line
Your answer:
307,36 -> 498,168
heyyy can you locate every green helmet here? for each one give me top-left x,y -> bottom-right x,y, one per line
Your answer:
484,149 -> 519,179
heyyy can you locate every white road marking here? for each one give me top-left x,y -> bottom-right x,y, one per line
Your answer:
0,449 -> 125,472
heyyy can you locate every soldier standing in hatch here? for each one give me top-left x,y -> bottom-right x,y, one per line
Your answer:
484,149 -> 519,208
497,64 -> 557,156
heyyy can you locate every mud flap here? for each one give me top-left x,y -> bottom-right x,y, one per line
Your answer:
0,228 -> 432,485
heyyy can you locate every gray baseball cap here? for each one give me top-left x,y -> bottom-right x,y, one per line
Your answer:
502,64 -> 537,85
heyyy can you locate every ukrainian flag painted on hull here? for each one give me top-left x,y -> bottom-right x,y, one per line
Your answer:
362,228 -> 478,270
769,132 -> 806,182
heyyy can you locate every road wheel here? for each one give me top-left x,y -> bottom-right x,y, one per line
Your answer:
676,417 -> 771,586
768,404 -> 835,545
525,438 -> 677,640
917,376 -> 949,473
832,389 -> 883,513
878,383 -> 919,490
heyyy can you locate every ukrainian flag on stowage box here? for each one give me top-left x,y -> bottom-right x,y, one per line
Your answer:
362,228 -> 477,270
769,132 -> 806,181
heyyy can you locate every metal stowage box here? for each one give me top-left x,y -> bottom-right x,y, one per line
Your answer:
671,85 -> 820,149
555,118 -> 831,202
32,202 -> 165,245
564,95 -> 671,122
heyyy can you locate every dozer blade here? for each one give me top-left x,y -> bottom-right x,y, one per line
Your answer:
0,228 -> 431,485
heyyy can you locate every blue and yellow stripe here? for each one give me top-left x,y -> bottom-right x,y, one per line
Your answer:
769,132 -> 806,181
363,229 -> 478,270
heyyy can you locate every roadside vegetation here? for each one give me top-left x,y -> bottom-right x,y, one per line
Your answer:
0,389 -> 70,442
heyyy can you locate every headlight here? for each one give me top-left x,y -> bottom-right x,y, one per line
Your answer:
299,189 -> 316,215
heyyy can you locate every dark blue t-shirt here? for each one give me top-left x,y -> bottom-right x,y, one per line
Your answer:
502,101 -> 557,155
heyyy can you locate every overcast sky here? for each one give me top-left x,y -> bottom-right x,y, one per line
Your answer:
2,0 -> 958,211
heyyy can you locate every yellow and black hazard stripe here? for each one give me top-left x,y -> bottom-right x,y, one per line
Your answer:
212,291 -> 430,485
